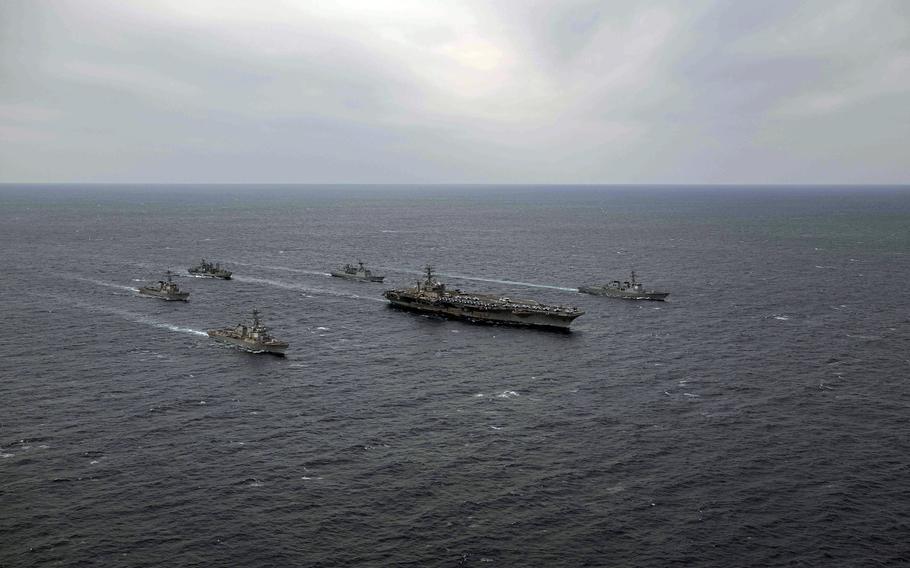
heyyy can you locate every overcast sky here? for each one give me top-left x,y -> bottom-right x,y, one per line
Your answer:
1,0 -> 908,184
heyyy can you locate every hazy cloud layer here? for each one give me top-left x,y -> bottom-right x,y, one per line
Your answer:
1,0 -> 908,183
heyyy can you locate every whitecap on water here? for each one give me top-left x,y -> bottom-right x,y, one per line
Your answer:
496,390 -> 519,399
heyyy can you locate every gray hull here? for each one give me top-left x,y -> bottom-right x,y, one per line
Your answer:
188,271 -> 232,280
331,272 -> 384,282
386,297 -> 579,330
207,333 -> 287,355
139,289 -> 189,301
578,286 -> 669,301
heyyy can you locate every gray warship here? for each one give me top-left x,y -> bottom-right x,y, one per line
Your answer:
383,266 -> 584,330
207,310 -> 289,355
138,271 -> 189,301
578,271 -> 669,301
188,259 -> 232,279
331,261 -> 384,282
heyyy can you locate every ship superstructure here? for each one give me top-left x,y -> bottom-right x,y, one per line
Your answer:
383,266 -> 583,330
188,259 -> 232,279
331,261 -> 384,282
207,310 -> 289,355
578,271 -> 669,301
139,271 -> 189,301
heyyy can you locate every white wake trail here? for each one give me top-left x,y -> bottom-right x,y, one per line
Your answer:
37,293 -> 208,337
232,275 -> 385,302
73,277 -> 139,293
229,261 -> 331,277
384,268 -> 578,292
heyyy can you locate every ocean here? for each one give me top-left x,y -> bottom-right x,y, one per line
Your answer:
1,184 -> 909,566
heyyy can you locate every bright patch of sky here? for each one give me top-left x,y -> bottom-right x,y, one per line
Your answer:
1,0 -> 908,183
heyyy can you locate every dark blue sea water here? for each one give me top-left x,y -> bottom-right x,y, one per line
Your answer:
1,185 -> 909,567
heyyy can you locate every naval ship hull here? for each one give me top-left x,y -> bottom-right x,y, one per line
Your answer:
188,270 -> 232,280
385,296 -> 580,330
139,289 -> 189,301
578,286 -> 669,301
330,272 -> 384,282
207,333 -> 287,355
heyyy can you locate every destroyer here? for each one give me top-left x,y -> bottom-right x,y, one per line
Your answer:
207,310 -> 289,355
139,271 -> 189,301
383,266 -> 584,330
331,261 -> 384,282
188,259 -> 232,279
578,271 -> 669,301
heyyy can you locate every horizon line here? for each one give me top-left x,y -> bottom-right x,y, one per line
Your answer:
2,182 -> 909,188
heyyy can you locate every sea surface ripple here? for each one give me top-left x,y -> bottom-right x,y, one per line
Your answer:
2,184 -> 909,567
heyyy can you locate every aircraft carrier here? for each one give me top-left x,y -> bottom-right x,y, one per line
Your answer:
383,266 -> 584,330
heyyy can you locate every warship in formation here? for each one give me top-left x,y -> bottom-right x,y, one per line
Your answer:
207,310 -> 289,355
383,266 -> 584,330
188,259 -> 232,279
331,261 -> 384,282
578,271 -> 669,301
138,271 -> 189,301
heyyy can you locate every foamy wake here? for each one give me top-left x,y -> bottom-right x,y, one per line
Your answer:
230,260 -> 331,277
228,261 -> 577,292
385,267 -> 578,292
233,275 -> 385,302
159,324 -> 208,337
39,294 -> 208,337
73,277 -> 138,293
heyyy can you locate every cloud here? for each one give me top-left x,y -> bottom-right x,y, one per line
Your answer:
0,0 -> 907,183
